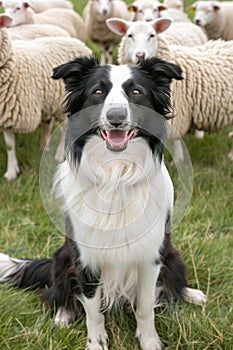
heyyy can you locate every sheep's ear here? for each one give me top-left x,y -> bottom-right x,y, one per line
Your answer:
23,1 -> 32,8
0,14 -> 13,27
106,18 -> 130,36
0,2 -> 2,7
187,3 -> 197,12
152,18 -> 172,34
158,5 -> 167,11
213,3 -> 220,11
127,4 -> 137,13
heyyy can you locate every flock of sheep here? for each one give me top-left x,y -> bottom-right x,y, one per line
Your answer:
0,0 -> 233,180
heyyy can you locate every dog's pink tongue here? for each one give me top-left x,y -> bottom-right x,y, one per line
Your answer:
106,130 -> 128,146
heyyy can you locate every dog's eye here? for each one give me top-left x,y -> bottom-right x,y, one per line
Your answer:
93,89 -> 103,96
132,89 -> 142,96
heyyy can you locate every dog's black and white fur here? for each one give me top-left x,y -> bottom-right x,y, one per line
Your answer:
0,57 -> 206,350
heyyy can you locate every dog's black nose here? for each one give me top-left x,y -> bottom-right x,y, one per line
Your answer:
106,106 -> 127,127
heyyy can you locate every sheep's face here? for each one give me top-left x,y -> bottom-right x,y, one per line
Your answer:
1,0 -> 29,26
92,0 -> 113,19
192,1 -> 220,27
128,1 -> 167,22
124,22 -> 159,64
132,2 -> 160,22
106,18 -> 171,65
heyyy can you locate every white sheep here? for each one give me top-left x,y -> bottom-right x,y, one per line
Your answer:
82,0 -> 132,64
189,0 -> 233,40
160,0 -> 190,23
2,0 -> 87,42
159,7 -> 190,22
162,0 -> 203,138
108,18 -> 233,159
127,0 -> 165,22
163,0 -> 184,11
106,18 -> 207,64
161,20 -> 207,46
0,13 -> 70,39
0,0 -> 73,14
0,25 -> 92,181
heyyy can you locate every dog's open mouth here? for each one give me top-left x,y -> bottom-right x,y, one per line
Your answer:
100,129 -> 137,151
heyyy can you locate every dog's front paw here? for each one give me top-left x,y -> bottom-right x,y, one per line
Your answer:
182,287 -> 207,305
54,307 -> 74,327
136,329 -> 163,350
4,164 -> 20,181
86,337 -> 109,350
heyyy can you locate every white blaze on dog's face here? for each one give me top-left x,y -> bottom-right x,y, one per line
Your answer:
100,64 -> 136,151
106,18 -> 172,65
100,65 -> 131,122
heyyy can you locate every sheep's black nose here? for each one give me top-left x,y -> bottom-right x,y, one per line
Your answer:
106,106 -> 127,127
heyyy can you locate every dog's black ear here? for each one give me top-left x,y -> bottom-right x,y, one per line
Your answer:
138,57 -> 183,82
52,55 -> 99,92
137,57 -> 183,118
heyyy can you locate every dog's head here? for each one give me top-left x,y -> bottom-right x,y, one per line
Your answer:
52,56 -> 182,161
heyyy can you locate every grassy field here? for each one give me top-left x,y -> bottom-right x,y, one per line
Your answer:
0,0 -> 233,349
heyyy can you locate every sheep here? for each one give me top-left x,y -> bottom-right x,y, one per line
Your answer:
162,0 -> 203,138
108,18 -> 233,160
159,7 -> 190,23
189,0 -> 233,41
1,0 -> 87,42
127,0 -> 191,31
106,18 -> 207,65
82,0 -> 133,64
127,0 -> 165,22
0,0 -> 73,14
0,14 -> 70,39
160,0 -> 190,23
161,20 -> 207,46
163,0 -> 184,11
0,25 -> 92,181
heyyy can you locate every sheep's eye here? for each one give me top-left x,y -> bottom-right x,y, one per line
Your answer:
150,33 -> 155,38
128,33 -> 133,38
132,89 -> 142,96
93,89 -> 103,96
153,9 -> 157,12
16,6 -> 21,10
138,9 -> 143,13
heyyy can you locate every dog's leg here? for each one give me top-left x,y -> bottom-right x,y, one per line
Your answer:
135,263 -> 163,350
54,307 -> 75,327
82,286 -> 108,350
182,287 -> 207,305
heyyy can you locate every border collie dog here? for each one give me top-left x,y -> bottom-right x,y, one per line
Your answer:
0,57 -> 206,350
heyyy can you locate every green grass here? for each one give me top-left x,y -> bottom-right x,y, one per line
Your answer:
0,0 -> 233,349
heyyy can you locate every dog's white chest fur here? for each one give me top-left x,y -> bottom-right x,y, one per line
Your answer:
54,136 -> 173,305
